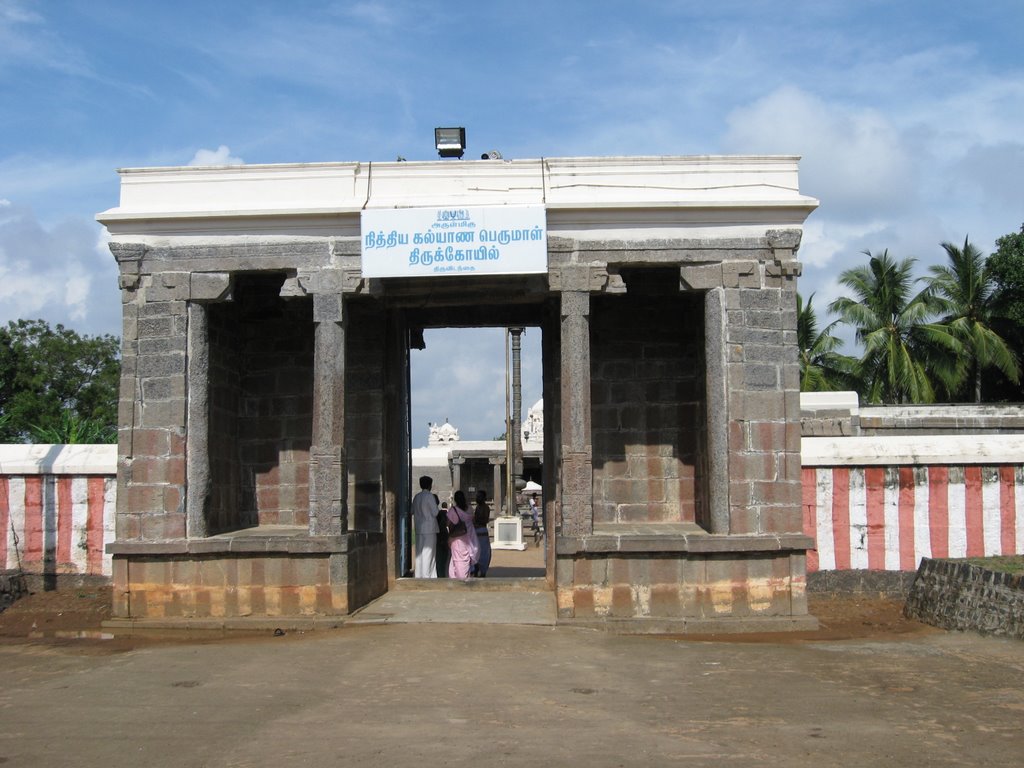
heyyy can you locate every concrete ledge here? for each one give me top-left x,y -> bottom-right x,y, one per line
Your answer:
860,404 -> 1024,433
562,614 -> 819,635
102,615 -> 347,633
808,569 -> 917,597
0,444 -> 117,475
557,532 -> 814,555
904,558 -> 1024,639
802,434 -> 1024,465
393,577 -> 548,592
108,530 -> 384,556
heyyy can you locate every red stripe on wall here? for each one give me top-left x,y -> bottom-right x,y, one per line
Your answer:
928,466 -> 949,559
831,467 -> 851,570
24,476 -> 43,563
57,477 -> 73,567
801,467 -> 819,573
0,476 -> 9,567
965,466 -> 985,557
898,467 -> 917,570
865,467 -> 886,570
87,477 -> 106,574
999,466 -> 1016,556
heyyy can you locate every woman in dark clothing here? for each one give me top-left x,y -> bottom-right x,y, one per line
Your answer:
471,489 -> 492,577
435,499 -> 450,578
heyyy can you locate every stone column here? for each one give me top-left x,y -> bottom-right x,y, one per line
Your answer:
509,327 -> 525,481
186,303 -> 210,538
451,456 -> 465,496
704,287 -> 730,534
490,457 -> 504,513
110,244 -> 144,539
559,290 -> 593,537
310,292 -> 346,537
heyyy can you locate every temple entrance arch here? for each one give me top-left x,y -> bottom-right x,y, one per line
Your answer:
405,325 -> 547,580
379,281 -> 557,583
100,154 -> 820,632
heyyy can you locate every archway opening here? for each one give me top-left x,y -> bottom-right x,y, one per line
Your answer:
406,326 -> 546,579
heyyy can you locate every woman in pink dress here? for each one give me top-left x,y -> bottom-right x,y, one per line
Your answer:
446,490 -> 479,580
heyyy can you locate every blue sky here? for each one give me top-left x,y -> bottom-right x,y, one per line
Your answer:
2,0 -> 1023,441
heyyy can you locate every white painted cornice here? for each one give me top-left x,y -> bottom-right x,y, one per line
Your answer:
801,435 -> 1024,466
96,155 -> 818,239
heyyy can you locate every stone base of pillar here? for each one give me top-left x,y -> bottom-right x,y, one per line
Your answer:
490,515 -> 527,551
108,531 -> 387,620
553,533 -> 817,633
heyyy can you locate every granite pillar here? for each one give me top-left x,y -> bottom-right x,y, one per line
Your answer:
559,290 -> 593,537
310,293 -> 346,537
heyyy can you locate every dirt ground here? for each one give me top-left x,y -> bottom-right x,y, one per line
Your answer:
0,586 -> 936,648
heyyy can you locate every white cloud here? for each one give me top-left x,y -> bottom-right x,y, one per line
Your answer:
411,327 -> 542,445
723,86 -> 918,222
342,2 -> 399,26
0,153 -> 117,201
799,218 -> 890,270
0,203 -> 120,336
953,142 -> 1024,215
188,145 -> 244,166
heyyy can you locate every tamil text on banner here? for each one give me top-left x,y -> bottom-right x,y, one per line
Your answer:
361,205 -> 547,278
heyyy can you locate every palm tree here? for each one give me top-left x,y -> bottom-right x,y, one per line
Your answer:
797,293 -> 858,392
925,237 -> 1019,402
828,249 -> 959,403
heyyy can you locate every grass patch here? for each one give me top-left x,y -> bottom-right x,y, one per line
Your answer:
959,555 -> 1024,575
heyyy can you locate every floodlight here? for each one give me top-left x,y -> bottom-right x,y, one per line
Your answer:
435,127 -> 466,159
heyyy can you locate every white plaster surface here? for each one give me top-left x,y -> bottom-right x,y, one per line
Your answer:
97,155 -> 819,243
801,435 -> 1024,466
0,444 -> 117,475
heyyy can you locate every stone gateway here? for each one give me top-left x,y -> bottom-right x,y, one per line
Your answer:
97,155 -> 819,632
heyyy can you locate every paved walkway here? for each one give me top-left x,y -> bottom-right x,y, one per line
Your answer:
3,546 -> 1022,766
2,615 -> 1021,767
352,579 -> 555,626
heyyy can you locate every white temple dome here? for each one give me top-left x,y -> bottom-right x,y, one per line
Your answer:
428,420 -> 460,445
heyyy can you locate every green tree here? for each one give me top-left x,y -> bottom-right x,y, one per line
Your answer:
984,224 -> 1024,400
828,250 -> 959,404
0,319 -> 120,443
797,292 -> 858,392
988,224 -> 1024,325
925,237 -> 1019,402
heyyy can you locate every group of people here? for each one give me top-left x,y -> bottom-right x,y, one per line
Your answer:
412,476 -> 492,580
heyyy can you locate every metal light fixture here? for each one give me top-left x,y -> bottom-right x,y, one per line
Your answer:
434,127 -> 466,159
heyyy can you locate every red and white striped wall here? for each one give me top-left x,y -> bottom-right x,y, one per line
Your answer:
0,445 -> 116,578
4,437 -> 1024,581
802,436 -> 1024,573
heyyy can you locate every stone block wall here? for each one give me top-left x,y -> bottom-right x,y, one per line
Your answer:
207,275 -> 315,530
904,558 -> 1024,638
110,532 -> 387,620
118,270 -> 189,541
556,549 -> 810,632
207,299 -> 243,532
238,277 -> 314,528
459,460 -> 499,501
724,286 -> 803,535
590,283 -> 706,526
0,571 -> 28,612
345,301 -> 387,532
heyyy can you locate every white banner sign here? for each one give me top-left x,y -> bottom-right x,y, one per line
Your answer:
361,205 -> 547,278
